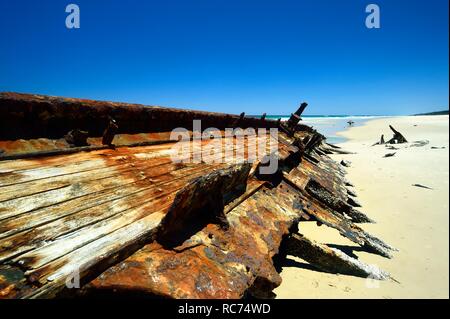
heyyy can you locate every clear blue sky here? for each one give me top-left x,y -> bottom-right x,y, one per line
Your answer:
0,0 -> 448,115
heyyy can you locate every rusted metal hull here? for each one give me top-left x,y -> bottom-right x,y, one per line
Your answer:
0,93 -> 395,299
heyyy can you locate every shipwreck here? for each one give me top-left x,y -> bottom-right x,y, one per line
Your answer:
0,92 -> 396,299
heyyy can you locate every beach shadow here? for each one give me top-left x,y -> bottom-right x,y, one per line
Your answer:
282,258 -> 329,273
280,257 -> 344,276
281,257 -> 372,279
325,244 -> 366,259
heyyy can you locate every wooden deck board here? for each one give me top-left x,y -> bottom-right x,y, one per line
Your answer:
0,133 -> 270,298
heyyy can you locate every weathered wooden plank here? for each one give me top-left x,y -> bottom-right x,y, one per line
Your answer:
0,144 -> 182,186
0,129 -> 265,174
0,164 -> 222,262
0,133 -> 268,220
1,168 -> 158,221
24,211 -> 166,299
0,157 -> 198,220
20,163 -> 255,298
0,140 -> 180,173
0,158 -> 107,186
17,196 -> 173,272
0,132 -> 263,222
0,132 -> 258,201
0,158 -> 173,202
0,163 -> 217,238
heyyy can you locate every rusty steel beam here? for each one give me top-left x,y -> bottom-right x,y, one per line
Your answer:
0,92 -> 279,141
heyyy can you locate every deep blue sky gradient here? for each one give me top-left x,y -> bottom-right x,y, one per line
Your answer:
0,0 -> 448,115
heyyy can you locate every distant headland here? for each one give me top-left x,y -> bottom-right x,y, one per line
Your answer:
414,110 -> 449,116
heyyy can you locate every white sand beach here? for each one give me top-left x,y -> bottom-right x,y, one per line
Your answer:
275,115 -> 449,299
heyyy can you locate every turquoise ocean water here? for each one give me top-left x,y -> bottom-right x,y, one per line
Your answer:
265,115 -> 382,144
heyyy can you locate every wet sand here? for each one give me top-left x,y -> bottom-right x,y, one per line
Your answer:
275,115 -> 449,299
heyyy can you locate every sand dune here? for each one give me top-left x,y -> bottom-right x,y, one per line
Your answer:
275,115 -> 449,299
